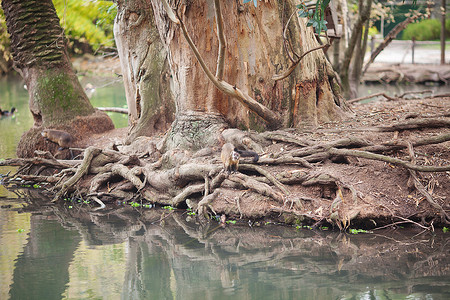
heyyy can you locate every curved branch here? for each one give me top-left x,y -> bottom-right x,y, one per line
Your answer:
214,0 -> 225,80
329,147 -> 450,172
228,173 -> 284,203
172,183 -> 204,207
239,164 -> 290,195
161,0 -> 281,127
376,118 -> 450,132
96,107 -> 128,114
53,147 -> 101,202
348,92 -> 396,104
111,164 -> 145,190
272,44 -> 329,81
90,196 -> 106,211
407,143 -> 449,223
161,0 -> 180,24
282,10 -> 300,62
361,132 -> 450,153
258,155 -> 313,168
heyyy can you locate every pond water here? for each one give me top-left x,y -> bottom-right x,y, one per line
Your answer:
0,198 -> 449,300
1,77 -> 450,299
0,75 -> 127,159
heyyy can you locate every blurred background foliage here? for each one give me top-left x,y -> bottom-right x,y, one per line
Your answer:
402,18 -> 450,41
53,0 -> 117,54
0,0 -> 116,75
0,7 -> 12,75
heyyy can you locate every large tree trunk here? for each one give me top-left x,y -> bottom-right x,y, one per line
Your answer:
114,0 -> 175,145
146,0 -> 346,151
1,0 -> 114,157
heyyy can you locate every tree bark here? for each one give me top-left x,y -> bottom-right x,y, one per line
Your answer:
147,0 -> 346,150
114,0 -> 175,145
1,0 -> 114,157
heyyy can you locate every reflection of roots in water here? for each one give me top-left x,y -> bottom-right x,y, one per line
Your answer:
20,200 -> 450,281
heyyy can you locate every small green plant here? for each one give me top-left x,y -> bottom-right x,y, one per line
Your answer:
226,220 -> 237,224
320,226 -> 329,230
163,205 -> 175,211
297,0 -> 330,34
32,184 -> 41,189
143,204 -> 152,209
68,206 -> 73,209
130,202 -> 141,208
349,228 -> 372,234
17,229 -> 25,233
295,225 -> 312,230
443,227 -> 449,233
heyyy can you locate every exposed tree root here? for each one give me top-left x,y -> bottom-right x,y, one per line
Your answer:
2,119 -> 449,229
328,147 -> 450,172
53,147 -> 101,202
239,164 -> 290,196
376,118 -> 450,132
360,132 -> 450,153
406,143 -> 450,224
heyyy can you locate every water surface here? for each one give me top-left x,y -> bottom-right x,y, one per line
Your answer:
0,75 -> 127,160
0,200 -> 449,300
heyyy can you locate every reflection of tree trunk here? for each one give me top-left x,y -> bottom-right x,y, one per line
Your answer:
12,205 -> 449,299
1,0 -> 114,157
9,217 -> 81,300
114,0 -> 175,145
122,239 -> 173,299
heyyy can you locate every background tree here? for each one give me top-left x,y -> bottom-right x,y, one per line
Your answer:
1,0 -> 114,157
0,0 -> 117,76
0,9 -> 12,75
335,0 -> 373,98
114,0 -> 175,144
53,0 -> 117,54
